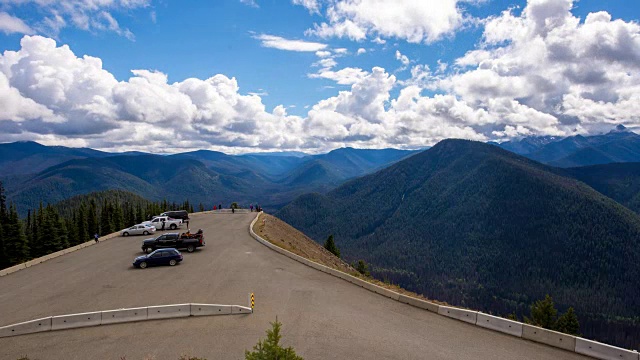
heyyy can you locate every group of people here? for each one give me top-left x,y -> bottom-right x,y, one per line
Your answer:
211,203 -> 262,212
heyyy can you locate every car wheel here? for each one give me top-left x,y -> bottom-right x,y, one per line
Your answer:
139,262 -> 147,269
187,245 -> 195,253
123,232 -> 129,237
170,224 -> 177,230
169,259 -> 177,266
143,231 -> 149,235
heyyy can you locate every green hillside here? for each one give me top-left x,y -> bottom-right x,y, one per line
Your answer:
276,139 -> 640,349
566,162 -> 640,214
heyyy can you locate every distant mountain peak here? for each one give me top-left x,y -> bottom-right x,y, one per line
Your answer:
610,124 -> 629,133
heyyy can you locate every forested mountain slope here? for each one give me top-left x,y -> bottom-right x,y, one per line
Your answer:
276,139 -> 640,349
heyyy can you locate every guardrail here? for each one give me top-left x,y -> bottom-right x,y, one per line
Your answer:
0,231 -> 121,277
0,302 -> 253,338
249,212 -> 640,360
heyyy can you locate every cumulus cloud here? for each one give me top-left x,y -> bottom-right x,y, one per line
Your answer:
254,34 -> 328,52
0,0 -> 149,37
306,0 -> 476,44
3,0 -> 640,154
438,0 -> 640,137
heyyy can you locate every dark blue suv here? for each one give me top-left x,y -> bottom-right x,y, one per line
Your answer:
133,248 -> 183,269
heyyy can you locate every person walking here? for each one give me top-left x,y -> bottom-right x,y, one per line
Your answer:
94,233 -> 99,243
250,204 -> 253,212
161,220 -> 166,231
185,219 -> 190,229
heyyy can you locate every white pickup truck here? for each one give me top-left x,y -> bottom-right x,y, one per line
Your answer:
142,216 -> 182,230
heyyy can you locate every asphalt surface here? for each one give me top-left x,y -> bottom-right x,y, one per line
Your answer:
0,212 -> 589,360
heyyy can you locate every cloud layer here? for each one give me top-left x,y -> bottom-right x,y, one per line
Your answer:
0,0 -> 150,38
304,0 -> 475,44
1,0 -> 639,153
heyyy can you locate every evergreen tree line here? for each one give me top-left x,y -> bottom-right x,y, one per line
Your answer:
0,185 -> 197,270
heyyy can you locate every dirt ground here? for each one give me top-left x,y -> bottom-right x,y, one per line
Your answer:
253,212 -> 446,305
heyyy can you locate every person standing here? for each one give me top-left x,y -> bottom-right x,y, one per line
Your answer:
94,233 -> 99,243
161,220 -> 166,231
185,219 -> 190,229
250,204 -> 253,212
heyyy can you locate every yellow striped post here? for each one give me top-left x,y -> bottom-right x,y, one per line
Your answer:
251,293 -> 255,312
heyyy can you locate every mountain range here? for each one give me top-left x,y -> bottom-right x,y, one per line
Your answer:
0,141 -> 417,214
495,125 -> 640,167
276,139 -> 640,349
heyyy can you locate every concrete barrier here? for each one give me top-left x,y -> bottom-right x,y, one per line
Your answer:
476,313 -> 522,337
438,306 -> 478,325
190,304 -> 232,316
147,304 -> 191,320
397,295 -> 439,313
361,281 -> 400,301
52,311 -> 102,330
0,230 -> 122,277
575,337 -> 639,360
0,263 -> 26,277
232,305 -> 252,314
522,324 -> 576,351
0,317 -> 52,338
101,307 -> 148,325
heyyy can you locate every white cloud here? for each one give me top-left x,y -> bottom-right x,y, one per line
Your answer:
292,0 -> 320,14
440,0 -> 640,136
0,12 -> 34,35
254,34 -> 328,52
307,0 -> 474,44
0,0 -> 150,37
357,48 -> 367,55
315,50 -> 332,58
4,0 -> 640,156
240,0 -> 259,8
395,50 -> 410,65
309,67 -> 369,85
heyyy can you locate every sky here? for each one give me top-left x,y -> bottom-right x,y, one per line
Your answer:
0,0 -> 639,154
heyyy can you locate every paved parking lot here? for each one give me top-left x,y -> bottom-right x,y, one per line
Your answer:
0,212 -> 588,360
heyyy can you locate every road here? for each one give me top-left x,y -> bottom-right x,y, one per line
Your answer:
0,212 -> 588,360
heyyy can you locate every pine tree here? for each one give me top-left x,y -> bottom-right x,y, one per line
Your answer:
245,319 -> 303,360
111,201 -> 124,231
555,307 -> 580,335
41,205 -> 68,254
76,202 -> 89,242
0,181 -> 7,269
136,203 -> 144,224
0,216 -> 7,269
356,260 -> 370,277
87,200 -> 98,236
100,200 -> 112,235
529,295 -> 558,330
199,203 -> 204,212
324,234 -> 340,258
31,203 -> 45,258
3,204 -> 29,265
0,180 -> 7,221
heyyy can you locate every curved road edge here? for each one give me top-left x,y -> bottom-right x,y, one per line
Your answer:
248,212 -> 639,360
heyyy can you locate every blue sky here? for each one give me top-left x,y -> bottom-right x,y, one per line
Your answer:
0,0 -> 639,153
